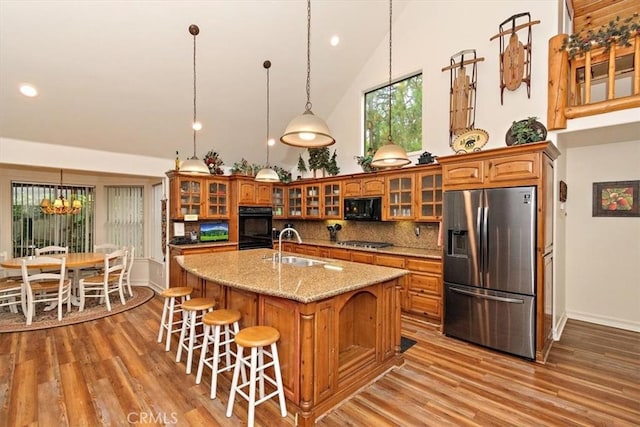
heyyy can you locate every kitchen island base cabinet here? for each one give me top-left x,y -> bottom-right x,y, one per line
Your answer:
200,275 -> 402,427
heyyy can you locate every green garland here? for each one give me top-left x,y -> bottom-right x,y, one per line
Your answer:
562,14 -> 640,60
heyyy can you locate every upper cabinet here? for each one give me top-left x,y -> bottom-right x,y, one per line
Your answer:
233,177 -> 272,206
287,185 -> 303,217
272,185 -> 286,218
416,170 -> 443,221
171,176 -> 202,219
385,173 -> 415,220
438,144 -> 558,190
342,177 -> 385,197
322,181 -> 342,219
204,178 -> 229,218
304,183 -> 322,219
167,172 -> 230,220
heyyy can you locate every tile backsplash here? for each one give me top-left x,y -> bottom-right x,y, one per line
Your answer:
274,219 -> 441,250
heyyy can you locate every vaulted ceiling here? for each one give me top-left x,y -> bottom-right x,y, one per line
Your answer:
0,1 -> 408,168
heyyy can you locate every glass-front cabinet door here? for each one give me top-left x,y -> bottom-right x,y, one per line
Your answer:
287,186 -> 303,217
323,182 -> 341,219
386,174 -> 414,220
416,171 -> 443,221
304,184 -> 321,218
272,185 -> 286,218
178,178 -> 202,217
205,179 -> 229,218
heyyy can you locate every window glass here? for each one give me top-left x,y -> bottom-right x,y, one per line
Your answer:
364,73 -> 422,156
11,182 -> 95,257
105,186 -> 144,257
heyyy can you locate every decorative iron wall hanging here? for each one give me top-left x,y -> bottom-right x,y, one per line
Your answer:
490,12 -> 540,105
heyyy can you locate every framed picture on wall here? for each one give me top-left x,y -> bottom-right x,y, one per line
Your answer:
592,180 -> 640,217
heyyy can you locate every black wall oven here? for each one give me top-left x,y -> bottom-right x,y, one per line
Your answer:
238,206 -> 273,250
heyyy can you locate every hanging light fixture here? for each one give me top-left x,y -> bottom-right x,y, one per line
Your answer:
371,0 -> 410,169
280,0 -> 335,148
180,24 -> 210,174
40,169 -> 82,215
256,60 -> 281,183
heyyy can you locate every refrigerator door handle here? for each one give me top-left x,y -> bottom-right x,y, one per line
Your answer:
482,206 -> 489,280
476,206 -> 483,281
449,287 -> 525,304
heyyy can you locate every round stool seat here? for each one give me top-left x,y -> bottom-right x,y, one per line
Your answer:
182,297 -> 216,311
160,286 -> 193,298
235,325 -> 280,348
203,309 -> 241,326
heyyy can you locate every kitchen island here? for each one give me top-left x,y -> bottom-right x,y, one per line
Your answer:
176,248 -> 408,427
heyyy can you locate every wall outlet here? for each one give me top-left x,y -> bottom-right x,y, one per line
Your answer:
414,226 -> 420,237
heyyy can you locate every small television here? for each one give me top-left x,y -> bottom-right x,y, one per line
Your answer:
199,222 -> 229,242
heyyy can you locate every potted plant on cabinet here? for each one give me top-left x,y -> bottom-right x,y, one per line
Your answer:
505,117 -> 547,146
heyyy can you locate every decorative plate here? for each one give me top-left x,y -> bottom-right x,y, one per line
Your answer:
451,129 -> 489,154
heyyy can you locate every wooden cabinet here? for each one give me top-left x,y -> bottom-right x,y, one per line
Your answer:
416,170 -> 443,221
204,178 -> 229,218
303,184 -> 321,219
342,177 -> 384,197
169,174 -> 203,219
168,244 -> 237,291
404,258 -> 442,322
322,181 -> 341,219
438,141 -> 561,362
167,171 -> 231,220
385,173 -> 415,220
441,149 -> 541,189
287,186 -> 303,217
233,176 -> 272,205
272,185 -> 286,218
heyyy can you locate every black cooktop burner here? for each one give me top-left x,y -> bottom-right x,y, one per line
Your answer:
337,240 -> 393,249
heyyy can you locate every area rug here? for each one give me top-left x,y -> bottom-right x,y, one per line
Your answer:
0,286 -> 155,333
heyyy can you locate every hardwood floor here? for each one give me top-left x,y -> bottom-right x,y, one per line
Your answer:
1,292 -> 638,426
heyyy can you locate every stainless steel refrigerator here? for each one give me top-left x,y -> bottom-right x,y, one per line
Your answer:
443,186 -> 536,360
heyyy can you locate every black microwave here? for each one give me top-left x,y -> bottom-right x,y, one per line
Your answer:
344,197 -> 382,221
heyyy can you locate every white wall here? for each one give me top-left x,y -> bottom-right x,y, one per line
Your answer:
564,139 -> 640,331
328,0 -> 559,173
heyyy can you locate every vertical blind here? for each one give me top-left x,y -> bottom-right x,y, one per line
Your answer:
11,182 -> 95,257
105,186 -> 144,257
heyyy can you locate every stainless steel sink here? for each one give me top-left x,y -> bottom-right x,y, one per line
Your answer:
279,256 -> 326,267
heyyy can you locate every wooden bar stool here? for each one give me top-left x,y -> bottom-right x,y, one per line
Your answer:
175,297 -> 216,375
226,326 -> 287,426
195,309 -> 245,399
157,287 -> 193,352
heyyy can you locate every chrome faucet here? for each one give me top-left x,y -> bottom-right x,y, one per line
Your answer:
276,227 -> 302,262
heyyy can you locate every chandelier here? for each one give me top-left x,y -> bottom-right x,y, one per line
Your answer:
40,169 -> 82,215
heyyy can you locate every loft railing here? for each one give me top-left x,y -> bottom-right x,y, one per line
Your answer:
547,33 -> 640,131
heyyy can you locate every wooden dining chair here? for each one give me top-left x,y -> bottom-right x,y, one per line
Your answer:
78,248 -> 127,312
123,245 -> 135,297
20,256 -> 72,325
0,251 -> 26,315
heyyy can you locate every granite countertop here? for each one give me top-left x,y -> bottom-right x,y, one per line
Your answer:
176,248 -> 408,304
278,238 -> 442,260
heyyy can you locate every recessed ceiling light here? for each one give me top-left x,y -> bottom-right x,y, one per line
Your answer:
19,84 -> 38,97
267,138 -> 276,146
330,35 -> 340,47
192,121 -> 202,131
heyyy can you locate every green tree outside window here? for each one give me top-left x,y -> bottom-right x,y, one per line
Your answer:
364,73 -> 422,155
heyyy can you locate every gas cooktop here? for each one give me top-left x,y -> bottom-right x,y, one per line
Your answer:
336,240 -> 393,249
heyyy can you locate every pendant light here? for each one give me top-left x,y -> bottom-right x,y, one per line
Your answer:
371,0 -> 410,169
255,60 -> 281,183
180,24 -> 210,174
40,169 -> 83,215
280,0 -> 335,148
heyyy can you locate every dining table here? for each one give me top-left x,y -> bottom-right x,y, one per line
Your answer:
0,252 -> 106,307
